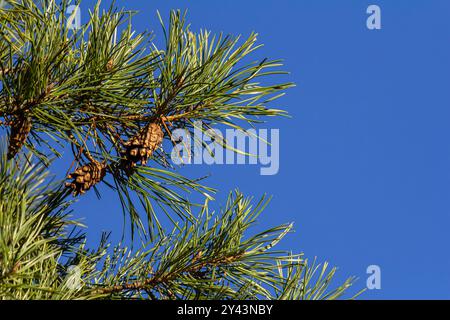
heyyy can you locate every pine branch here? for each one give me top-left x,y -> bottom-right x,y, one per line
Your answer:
96,251 -> 245,295
0,142 -> 359,300
0,1 -> 295,237
0,1 -> 361,301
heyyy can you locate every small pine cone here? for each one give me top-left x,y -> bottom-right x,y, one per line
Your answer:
65,160 -> 106,196
106,59 -> 114,71
121,123 -> 163,172
7,113 -> 32,160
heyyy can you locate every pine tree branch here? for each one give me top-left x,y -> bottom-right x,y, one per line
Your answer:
0,2 -> 360,301
96,252 -> 244,295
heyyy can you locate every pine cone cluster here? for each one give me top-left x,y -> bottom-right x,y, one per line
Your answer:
121,123 -> 164,174
7,112 -> 32,160
65,160 -> 106,196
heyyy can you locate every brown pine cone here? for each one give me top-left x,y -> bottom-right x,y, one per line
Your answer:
121,123 -> 164,174
65,160 -> 106,196
7,112 -> 32,160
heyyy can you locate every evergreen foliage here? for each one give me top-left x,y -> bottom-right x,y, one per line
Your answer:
0,0 -> 360,300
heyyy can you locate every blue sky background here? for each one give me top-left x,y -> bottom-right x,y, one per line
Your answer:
60,0 -> 450,299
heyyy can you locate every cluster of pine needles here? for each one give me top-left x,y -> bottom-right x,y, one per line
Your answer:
0,0 -> 360,300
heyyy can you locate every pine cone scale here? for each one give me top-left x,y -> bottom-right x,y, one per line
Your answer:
121,123 -> 163,175
7,113 -> 32,160
66,160 -> 106,196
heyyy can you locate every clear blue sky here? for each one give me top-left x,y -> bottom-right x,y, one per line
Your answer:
66,0 -> 450,299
